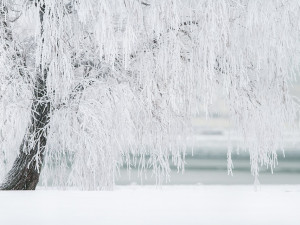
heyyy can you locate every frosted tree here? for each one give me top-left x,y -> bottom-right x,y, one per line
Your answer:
0,0 -> 299,190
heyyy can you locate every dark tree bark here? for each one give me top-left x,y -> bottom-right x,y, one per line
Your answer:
0,1 -> 48,190
0,76 -> 50,190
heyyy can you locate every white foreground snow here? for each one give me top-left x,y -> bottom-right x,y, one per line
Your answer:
0,185 -> 299,225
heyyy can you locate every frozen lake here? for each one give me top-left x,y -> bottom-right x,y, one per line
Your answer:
116,126 -> 300,185
116,146 -> 300,185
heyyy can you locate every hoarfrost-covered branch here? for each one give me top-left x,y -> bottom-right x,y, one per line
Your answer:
0,0 -> 299,190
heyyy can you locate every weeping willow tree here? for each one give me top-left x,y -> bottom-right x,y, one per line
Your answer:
0,0 -> 299,190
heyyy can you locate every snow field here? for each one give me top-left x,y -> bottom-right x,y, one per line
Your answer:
0,185 -> 299,225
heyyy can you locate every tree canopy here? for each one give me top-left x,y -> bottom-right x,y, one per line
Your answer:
0,0 -> 299,189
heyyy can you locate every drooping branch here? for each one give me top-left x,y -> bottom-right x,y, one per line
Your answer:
0,0 -> 299,190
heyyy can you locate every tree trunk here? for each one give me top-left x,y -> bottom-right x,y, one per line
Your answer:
0,76 -> 50,190
0,1 -> 49,190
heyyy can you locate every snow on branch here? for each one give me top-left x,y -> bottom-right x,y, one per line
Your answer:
0,0 -> 299,189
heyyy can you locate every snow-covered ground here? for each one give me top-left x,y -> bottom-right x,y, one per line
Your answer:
0,185 -> 300,225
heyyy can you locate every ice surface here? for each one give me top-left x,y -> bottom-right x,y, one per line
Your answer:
0,185 -> 299,225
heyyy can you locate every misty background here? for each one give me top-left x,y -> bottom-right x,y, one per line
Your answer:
116,81 -> 300,185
